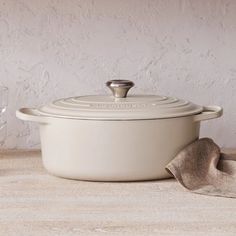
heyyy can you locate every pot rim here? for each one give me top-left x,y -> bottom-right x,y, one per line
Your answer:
16,105 -> 223,123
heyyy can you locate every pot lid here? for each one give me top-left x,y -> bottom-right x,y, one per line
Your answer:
37,80 -> 203,120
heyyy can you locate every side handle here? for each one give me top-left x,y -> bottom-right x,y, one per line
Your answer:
16,108 -> 49,124
193,106 -> 223,122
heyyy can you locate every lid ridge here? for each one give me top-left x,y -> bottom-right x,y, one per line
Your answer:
37,79 -> 203,120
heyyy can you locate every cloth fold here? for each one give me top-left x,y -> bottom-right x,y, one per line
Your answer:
166,138 -> 236,198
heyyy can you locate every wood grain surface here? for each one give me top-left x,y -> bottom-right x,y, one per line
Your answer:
0,150 -> 236,236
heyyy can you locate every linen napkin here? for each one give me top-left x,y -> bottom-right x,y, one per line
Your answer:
166,138 -> 236,198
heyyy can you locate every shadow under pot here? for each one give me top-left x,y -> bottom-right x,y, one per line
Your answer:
16,80 -> 223,181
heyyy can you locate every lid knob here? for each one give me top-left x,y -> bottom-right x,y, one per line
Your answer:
106,80 -> 134,98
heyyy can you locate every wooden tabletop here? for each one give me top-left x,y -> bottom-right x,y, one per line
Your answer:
0,150 -> 236,236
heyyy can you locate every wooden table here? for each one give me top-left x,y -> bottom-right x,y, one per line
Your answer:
0,150 -> 236,236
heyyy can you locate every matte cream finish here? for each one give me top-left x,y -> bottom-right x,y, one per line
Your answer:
39,117 -> 200,181
36,94 -> 204,120
16,103 -> 222,181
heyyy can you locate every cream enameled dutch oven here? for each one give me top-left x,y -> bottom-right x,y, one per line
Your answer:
16,80 -> 223,181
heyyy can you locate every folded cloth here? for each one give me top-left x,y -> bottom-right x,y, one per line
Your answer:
166,138 -> 236,198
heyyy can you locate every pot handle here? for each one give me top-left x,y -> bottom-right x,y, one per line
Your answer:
16,108 -> 49,124
193,106 -> 223,122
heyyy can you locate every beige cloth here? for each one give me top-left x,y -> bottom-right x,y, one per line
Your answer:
166,138 -> 236,198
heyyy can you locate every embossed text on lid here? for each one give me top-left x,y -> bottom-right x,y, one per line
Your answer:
36,94 -> 203,120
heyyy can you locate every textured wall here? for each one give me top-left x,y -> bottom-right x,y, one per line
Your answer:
0,0 -> 235,149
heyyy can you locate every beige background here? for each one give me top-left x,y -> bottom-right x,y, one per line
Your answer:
0,0 -> 235,149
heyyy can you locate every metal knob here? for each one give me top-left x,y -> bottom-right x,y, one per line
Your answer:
106,80 -> 134,98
